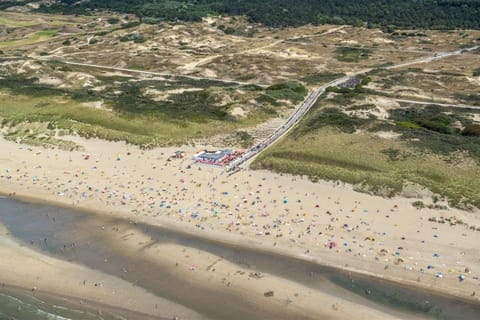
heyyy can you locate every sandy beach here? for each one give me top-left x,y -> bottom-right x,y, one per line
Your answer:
1,135 -> 479,318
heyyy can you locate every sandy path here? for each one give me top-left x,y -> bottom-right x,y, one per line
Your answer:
395,98 -> 480,110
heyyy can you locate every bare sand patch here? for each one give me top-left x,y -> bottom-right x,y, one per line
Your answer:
466,76 -> 480,86
144,87 -> 202,101
365,96 -> 399,110
470,113 -> 480,123
37,75 -> 63,86
65,71 -> 98,87
375,131 -> 402,139
82,100 -> 112,112
230,106 -> 246,117
373,37 -> 394,44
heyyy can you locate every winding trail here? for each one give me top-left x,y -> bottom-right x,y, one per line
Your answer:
226,45 -> 479,171
394,98 -> 480,110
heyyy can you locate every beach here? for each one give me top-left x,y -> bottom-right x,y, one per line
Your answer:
0,135 -> 479,318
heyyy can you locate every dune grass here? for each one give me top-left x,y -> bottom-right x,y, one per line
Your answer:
253,128 -> 480,208
0,70 -> 304,147
253,87 -> 480,208
0,90 -> 247,147
0,30 -> 60,48
0,12 -> 80,28
252,88 -> 480,207
0,16 -> 37,27
335,47 -> 371,63
300,72 -> 346,85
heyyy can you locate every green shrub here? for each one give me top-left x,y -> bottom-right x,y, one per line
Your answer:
296,107 -> 372,135
397,121 -> 420,129
455,93 -> 480,105
142,17 -> 162,24
119,33 -> 144,43
265,81 -> 307,103
418,121 -> 449,133
235,131 -> 254,148
381,148 -> 401,161
335,47 -> 371,62
224,27 -> 236,34
462,124 -> 480,136
300,72 -> 345,85
412,200 -> 425,209
120,21 -> 141,29
107,17 -> 120,24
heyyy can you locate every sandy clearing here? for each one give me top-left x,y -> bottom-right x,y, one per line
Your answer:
375,131 -> 402,139
230,106 -> 246,117
37,75 -> 63,86
144,87 -> 203,101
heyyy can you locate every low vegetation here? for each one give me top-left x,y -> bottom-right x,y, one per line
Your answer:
0,29 -> 59,48
253,89 -> 480,209
454,93 -> 480,106
265,81 -> 308,103
335,47 -> 371,63
300,72 -> 346,85
0,71 -> 304,148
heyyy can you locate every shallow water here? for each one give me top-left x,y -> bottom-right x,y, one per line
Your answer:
0,288 -> 125,320
0,197 -> 479,320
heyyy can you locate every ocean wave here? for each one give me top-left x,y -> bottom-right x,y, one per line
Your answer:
0,292 -> 26,306
36,308 -> 73,320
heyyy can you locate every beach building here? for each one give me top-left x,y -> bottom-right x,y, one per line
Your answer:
193,149 -> 244,166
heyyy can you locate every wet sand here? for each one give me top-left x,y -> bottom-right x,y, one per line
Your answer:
0,284 -> 170,320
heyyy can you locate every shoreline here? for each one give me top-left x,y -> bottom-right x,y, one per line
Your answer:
0,283 -> 170,320
0,212 -> 209,320
1,189 -> 479,307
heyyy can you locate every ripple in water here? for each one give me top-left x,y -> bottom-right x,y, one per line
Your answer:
0,290 -> 123,320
